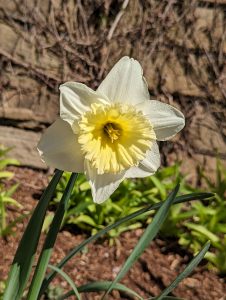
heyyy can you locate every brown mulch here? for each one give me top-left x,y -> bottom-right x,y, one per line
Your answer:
0,167 -> 225,300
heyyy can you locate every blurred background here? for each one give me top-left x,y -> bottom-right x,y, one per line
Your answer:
0,0 -> 225,181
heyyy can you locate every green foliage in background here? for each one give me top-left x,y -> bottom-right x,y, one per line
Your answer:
0,146 -> 20,237
44,284 -> 64,300
0,280 -> 6,299
50,161 -> 226,273
177,160 -> 226,274
50,164 -> 184,238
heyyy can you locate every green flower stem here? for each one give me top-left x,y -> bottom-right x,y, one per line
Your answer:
27,172 -> 78,300
3,169 -> 63,300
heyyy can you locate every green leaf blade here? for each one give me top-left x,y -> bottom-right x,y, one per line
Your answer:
39,191 -> 213,296
104,184 -> 180,297
60,281 -> 143,300
156,241 -> 210,300
47,264 -> 81,300
3,169 -> 63,300
27,173 -> 78,300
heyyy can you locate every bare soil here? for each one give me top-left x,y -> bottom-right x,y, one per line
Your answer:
1,167 -> 225,300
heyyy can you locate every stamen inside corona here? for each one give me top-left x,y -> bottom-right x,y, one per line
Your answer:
103,123 -> 121,143
77,103 -> 156,174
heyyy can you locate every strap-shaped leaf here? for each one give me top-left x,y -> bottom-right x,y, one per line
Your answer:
27,173 -> 78,300
3,170 -> 63,300
60,281 -> 143,300
155,241 -> 210,300
39,191 -> 213,297
47,264 -> 81,300
103,184 -> 180,298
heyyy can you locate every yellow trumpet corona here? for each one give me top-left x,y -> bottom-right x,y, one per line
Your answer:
78,103 -> 156,174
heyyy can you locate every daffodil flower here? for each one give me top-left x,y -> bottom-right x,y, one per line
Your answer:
38,57 -> 185,203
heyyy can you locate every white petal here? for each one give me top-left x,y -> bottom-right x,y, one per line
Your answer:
60,82 -> 109,126
136,100 -> 185,141
37,118 -> 84,172
85,161 -> 125,204
125,142 -> 160,178
97,56 -> 150,105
